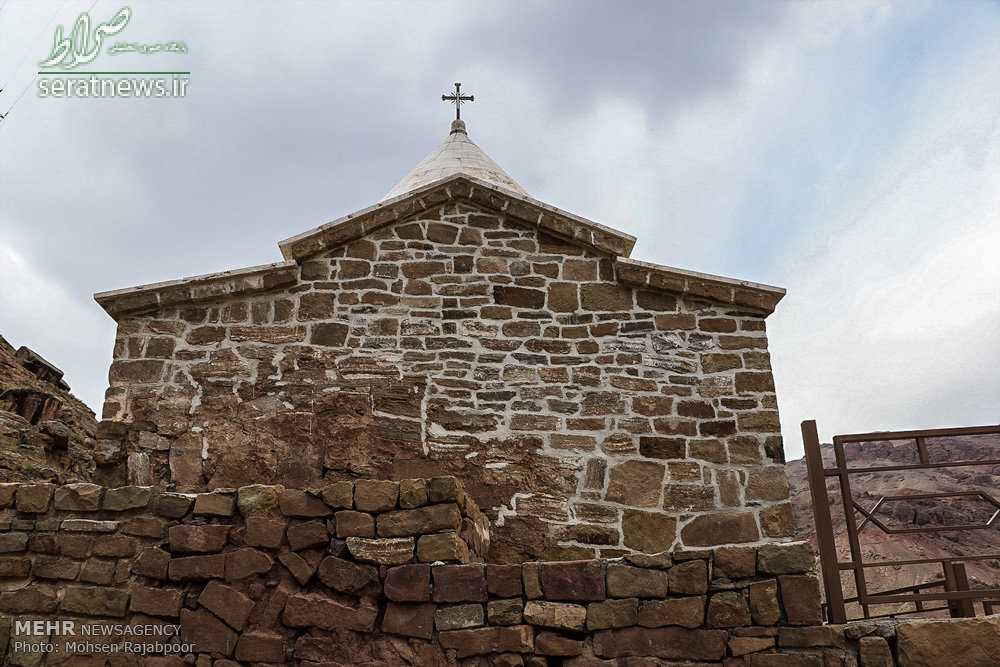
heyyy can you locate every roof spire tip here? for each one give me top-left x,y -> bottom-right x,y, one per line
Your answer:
450,119 -> 467,135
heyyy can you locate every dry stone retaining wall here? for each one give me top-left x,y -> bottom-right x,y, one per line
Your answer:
2,479 -> 987,666
95,198 -> 792,560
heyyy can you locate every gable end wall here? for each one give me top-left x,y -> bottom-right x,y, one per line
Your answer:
97,199 -> 793,561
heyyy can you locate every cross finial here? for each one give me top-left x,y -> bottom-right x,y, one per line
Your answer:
442,82 -> 474,121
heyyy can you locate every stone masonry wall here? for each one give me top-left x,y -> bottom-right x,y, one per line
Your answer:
5,479 -> 986,666
95,198 -> 792,561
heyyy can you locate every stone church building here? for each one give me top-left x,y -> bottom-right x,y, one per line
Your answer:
94,117 -> 793,562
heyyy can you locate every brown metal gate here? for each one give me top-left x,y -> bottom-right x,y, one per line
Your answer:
801,420 -> 1000,623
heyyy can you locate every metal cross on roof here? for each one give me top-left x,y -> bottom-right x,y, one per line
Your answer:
442,82 -> 474,120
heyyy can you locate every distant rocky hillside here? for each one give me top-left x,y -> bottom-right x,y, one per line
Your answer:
786,431 -> 1000,617
0,334 -> 97,481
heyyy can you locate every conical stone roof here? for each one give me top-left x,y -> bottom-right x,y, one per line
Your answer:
382,120 -> 528,201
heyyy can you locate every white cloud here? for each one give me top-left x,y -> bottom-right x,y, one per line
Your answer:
0,238 -> 115,414
770,46 -> 1000,457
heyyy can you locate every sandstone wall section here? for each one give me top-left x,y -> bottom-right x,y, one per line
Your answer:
95,198 -> 792,560
3,479 -> 980,666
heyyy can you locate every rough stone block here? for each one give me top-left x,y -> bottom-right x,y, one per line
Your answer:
103,486 -> 152,511
132,546 -> 170,579
706,590 -> 751,628
236,484 -> 283,515
541,559 -> 606,601
278,551 -> 314,585
487,564 -> 523,598
168,554 -> 226,580
235,632 -> 285,663
121,516 -> 168,539
378,503 -> 462,537
714,545 -> 758,579
321,481 -> 354,509
279,489 -> 332,517
535,631 -> 584,656
779,574 -> 823,626
318,556 -> 381,596
193,492 -> 236,516
757,541 -> 815,575
199,580 -> 255,630
286,519 -> 329,551
587,598 -> 639,630
346,536 -> 414,565
592,626 -> 728,660
168,524 -> 229,553
749,579 -> 781,626
382,602 -> 436,639
225,547 -> 273,580
245,516 -> 285,548
437,625 -> 534,659
488,598 -> 524,626
153,493 -> 193,518
384,563 -> 431,602
606,564 -> 668,598
522,562 -> 543,599
180,607 -> 238,656
433,563 -> 488,602
0,585 -> 58,613
129,585 -> 183,618
859,635 -> 894,667
16,484 -> 55,513
778,625 -> 845,648
283,593 -> 378,632
680,512 -> 759,546
436,603 -> 485,631
637,596 -> 706,628
335,510 -> 376,538
604,461 -> 665,507
622,509 -> 676,553
417,532 -> 470,563
523,600 -> 587,631
668,559 -> 708,595
399,478 -> 429,508
53,483 -> 102,511
896,616 -> 1000,667
61,585 -> 129,617
353,480 -> 399,513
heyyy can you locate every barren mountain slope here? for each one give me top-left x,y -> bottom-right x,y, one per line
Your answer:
786,432 -> 1000,617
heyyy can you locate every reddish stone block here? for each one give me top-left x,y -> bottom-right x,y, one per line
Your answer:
382,602 -> 436,640
225,547 -> 273,580
592,626 -> 728,661
487,564 -> 523,598
167,524 -> 229,553
540,560 -> 606,601
286,519 -> 329,551
432,563 -> 488,602
235,633 -> 284,662
779,575 -> 823,626
535,632 -> 583,656
180,608 -> 238,656
283,593 -> 378,632
438,625 -> 534,659
384,563 -> 432,602
168,554 -> 225,581
244,516 -> 285,548
198,580 -> 254,631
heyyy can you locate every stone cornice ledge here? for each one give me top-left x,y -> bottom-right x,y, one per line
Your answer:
278,174 -> 637,261
616,257 -> 786,316
94,261 -> 298,318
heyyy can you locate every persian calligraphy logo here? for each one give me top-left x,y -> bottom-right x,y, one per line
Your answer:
36,6 -> 190,99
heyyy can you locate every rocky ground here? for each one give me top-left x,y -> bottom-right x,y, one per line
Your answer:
786,431 -> 1000,618
0,334 -> 97,482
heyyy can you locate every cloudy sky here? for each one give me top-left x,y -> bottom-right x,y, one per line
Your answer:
1,0 -> 997,460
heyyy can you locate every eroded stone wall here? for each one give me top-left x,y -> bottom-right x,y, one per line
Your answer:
3,480 -> 997,666
97,200 -> 792,559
